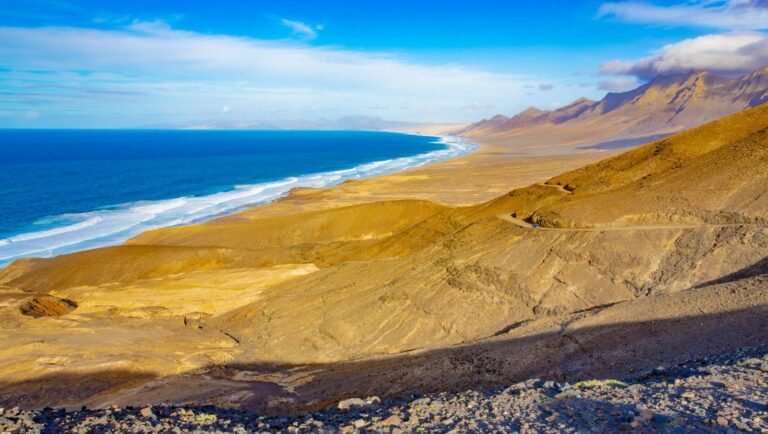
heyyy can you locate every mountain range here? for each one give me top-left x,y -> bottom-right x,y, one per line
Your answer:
144,116 -> 434,132
462,66 -> 768,152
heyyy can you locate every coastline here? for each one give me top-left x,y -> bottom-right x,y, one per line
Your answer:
205,135 -> 612,221
0,133 -> 476,268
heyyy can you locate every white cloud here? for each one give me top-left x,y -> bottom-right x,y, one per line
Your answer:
280,18 -> 321,40
598,0 -> 768,30
600,32 -> 768,79
597,76 -> 641,91
0,22 -> 542,125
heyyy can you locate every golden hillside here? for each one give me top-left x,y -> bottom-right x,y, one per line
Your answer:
0,103 -> 767,409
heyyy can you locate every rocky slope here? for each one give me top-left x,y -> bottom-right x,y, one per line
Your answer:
2,346 -> 766,433
462,66 -> 768,152
0,103 -> 766,411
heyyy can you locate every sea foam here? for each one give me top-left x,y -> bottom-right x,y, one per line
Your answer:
0,136 -> 476,267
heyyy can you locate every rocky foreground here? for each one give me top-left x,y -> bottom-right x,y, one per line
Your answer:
1,346 -> 766,433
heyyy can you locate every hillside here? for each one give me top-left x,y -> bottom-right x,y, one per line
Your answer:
462,66 -> 768,153
0,103 -> 766,410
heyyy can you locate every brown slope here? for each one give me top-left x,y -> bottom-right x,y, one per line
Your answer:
464,66 -> 768,152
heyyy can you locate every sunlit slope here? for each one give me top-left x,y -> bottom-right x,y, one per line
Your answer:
209,103 -> 768,362
0,104 -> 766,367
534,102 -> 768,227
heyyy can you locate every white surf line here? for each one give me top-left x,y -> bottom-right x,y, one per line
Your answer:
0,135 -> 478,267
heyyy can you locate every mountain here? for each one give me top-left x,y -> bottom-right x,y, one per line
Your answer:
144,115 -> 431,131
463,66 -> 768,152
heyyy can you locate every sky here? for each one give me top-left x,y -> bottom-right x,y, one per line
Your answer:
1,0 -> 767,128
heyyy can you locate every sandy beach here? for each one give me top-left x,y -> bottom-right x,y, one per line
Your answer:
223,136 -> 610,216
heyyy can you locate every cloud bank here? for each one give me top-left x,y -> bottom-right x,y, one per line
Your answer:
0,22 -> 536,126
600,32 -> 768,79
599,0 -> 768,30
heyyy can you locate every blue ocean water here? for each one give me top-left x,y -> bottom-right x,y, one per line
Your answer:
0,129 -> 475,266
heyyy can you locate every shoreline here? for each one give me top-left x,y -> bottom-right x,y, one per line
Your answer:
0,133 -> 476,268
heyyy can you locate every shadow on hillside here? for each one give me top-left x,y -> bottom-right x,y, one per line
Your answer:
0,370 -> 157,409
578,133 -> 671,151
1,296 -> 766,414
694,256 -> 768,288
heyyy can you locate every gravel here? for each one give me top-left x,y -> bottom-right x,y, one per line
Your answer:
2,346 -> 766,433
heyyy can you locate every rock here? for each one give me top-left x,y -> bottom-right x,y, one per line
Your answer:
365,396 -> 381,405
392,429 -> 404,434
735,420 -> 751,431
140,406 -> 154,418
340,425 -> 355,433
555,390 -> 580,400
410,397 -> 431,407
717,416 -> 729,427
635,409 -> 654,423
380,415 -> 402,427
353,419 -> 368,429
338,398 -> 367,411
524,379 -> 542,388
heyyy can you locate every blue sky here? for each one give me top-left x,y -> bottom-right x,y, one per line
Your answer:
1,0 -> 767,127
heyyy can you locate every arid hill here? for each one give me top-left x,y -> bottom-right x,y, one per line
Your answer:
462,66 -> 768,153
0,103 -> 766,410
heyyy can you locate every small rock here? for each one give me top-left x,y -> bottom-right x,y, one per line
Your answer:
365,396 -> 381,405
380,415 -> 402,427
735,421 -> 751,431
353,419 -> 368,429
140,406 -> 154,418
635,409 -> 654,423
555,390 -> 580,400
338,398 -> 367,411
525,379 -> 542,388
717,416 -> 729,427
410,397 -> 431,407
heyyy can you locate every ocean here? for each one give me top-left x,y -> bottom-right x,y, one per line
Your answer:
0,129 -> 475,267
